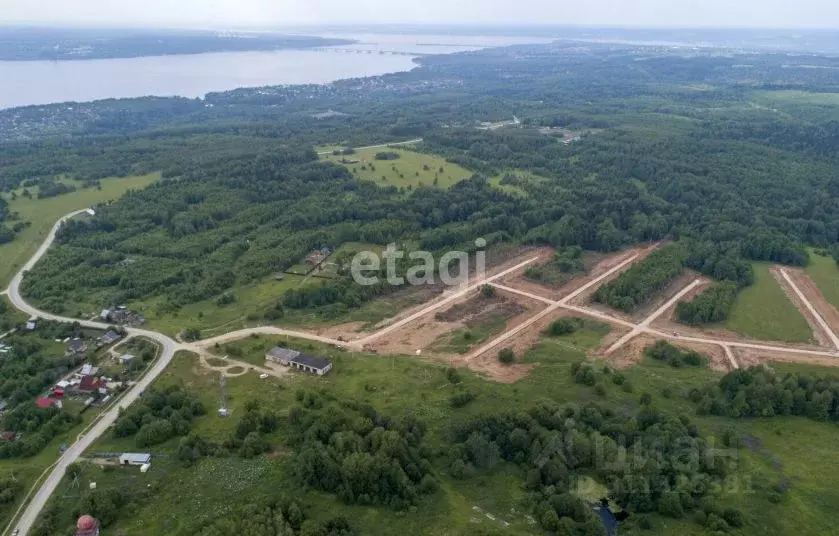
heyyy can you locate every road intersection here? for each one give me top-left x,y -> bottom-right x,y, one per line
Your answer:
5,212 -> 839,534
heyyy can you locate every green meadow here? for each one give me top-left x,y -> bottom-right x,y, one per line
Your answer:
725,263 -> 813,343
0,173 -> 160,288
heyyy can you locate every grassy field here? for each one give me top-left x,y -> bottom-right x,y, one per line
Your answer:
31,324 -> 839,536
321,147 -> 472,190
725,263 -> 813,343
136,274 -> 315,338
805,250 -> 839,311
0,173 -> 160,288
0,294 -> 27,332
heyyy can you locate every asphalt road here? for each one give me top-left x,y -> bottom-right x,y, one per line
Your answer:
7,209 -> 839,534
4,211 -> 186,536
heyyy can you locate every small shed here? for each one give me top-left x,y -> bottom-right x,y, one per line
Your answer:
118,354 -> 135,365
266,347 -> 300,366
119,453 -> 151,466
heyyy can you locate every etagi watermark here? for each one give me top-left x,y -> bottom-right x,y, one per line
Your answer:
351,239 -> 487,287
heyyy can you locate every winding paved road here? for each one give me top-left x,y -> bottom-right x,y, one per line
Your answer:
6,210 -> 839,534
4,211 -> 187,536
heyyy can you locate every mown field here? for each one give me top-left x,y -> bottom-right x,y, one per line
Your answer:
0,173 -> 160,288
321,147 -> 472,190
31,324 -> 839,536
725,263 -> 813,343
805,250 -> 839,312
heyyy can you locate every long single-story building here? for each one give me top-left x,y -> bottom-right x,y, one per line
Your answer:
119,453 -> 151,466
266,346 -> 332,375
266,346 -> 300,366
291,354 -> 332,375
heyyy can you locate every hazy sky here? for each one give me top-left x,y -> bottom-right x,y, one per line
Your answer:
4,0 -> 839,29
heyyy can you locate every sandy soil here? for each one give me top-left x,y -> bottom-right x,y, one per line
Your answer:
736,347 -> 839,369
367,246 -> 551,334
319,321 -> 369,341
600,332 -> 732,372
465,353 -> 536,383
363,287 -> 544,359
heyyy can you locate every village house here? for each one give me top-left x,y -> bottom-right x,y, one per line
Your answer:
76,376 -> 103,395
98,330 -> 122,346
66,339 -> 88,356
305,247 -> 332,266
117,353 -> 135,365
101,306 -> 145,326
35,397 -> 62,409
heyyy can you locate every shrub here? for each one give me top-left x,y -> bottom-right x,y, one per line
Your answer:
547,318 -> 579,336
498,348 -> 515,364
451,391 -> 477,408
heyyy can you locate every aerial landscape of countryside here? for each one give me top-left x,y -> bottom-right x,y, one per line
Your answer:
2,16 -> 839,536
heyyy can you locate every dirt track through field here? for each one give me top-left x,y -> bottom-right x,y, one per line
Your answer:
776,268 -> 839,350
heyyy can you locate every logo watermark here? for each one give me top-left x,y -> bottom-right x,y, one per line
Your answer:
350,238 -> 487,287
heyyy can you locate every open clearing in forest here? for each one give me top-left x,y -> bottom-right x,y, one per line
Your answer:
724,263 -> 813,343
805,250 -> 839,312
321,146 -> 472,189
0,173 -> 160,288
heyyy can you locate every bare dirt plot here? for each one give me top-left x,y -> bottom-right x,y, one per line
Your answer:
363,285 -> 544,358
367,246 -> 550,334
435,292 -> 526,325
493,308 -> 582,360
774,267 -> 839,348
601,333 -> 732,372
736,347 -> 839,369
464,352 -> 536,384
429,293 -> 544,354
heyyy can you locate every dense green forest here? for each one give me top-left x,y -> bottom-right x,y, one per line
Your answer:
677,282 -> 739,325
594,245 -> 686,313
692,365 -> 839,421
8,42 -> 839,316
6,37 -> 839,536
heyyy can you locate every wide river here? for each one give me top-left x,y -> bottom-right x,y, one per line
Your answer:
0,34 -> 554,110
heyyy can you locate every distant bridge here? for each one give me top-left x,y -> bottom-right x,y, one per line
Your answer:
325,48 -> 428,57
